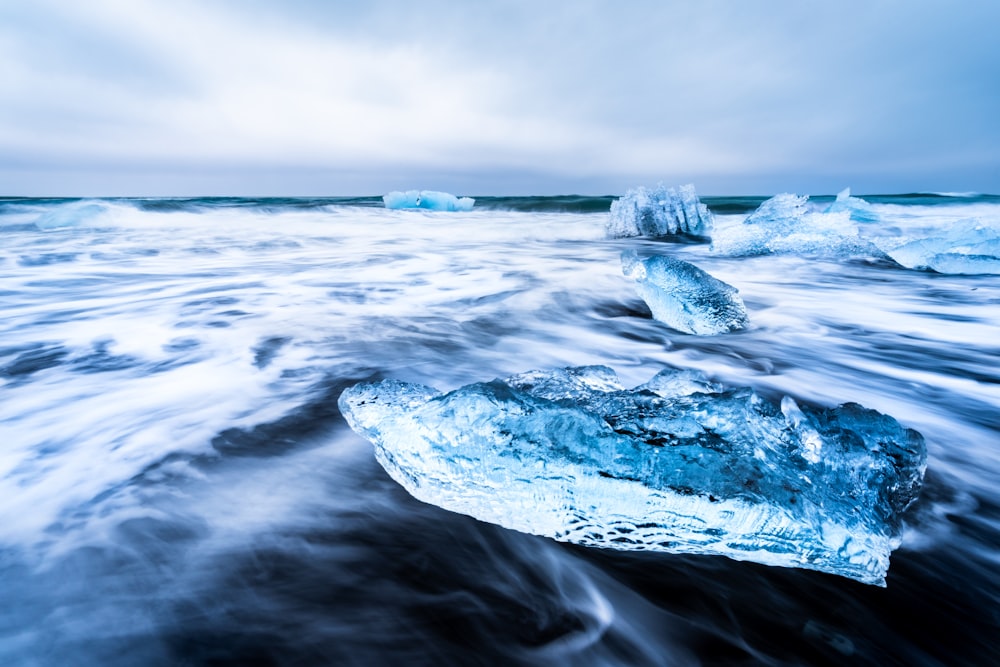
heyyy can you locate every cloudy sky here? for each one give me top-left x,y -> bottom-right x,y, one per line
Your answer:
1,0 -> 998,196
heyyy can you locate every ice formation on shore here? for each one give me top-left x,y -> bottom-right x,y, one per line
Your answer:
340,366 -> 927,586
621,251 -> 749,334
711,193 -> 882,257
607,184 -> 712,239
875,219 -> 1000,275
383,190 -> 475,211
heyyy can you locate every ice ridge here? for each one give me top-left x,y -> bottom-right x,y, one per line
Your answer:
607,184 -> 713,239
339,366 -> 927,586
621,251 -> 749,335
383,190 -> 475,211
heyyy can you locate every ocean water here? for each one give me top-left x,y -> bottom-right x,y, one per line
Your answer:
0,194 -> 998,666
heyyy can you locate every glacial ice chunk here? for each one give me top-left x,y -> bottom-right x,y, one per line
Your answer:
711,193 -> 884,258
744,192 -> 810,231
824,188 -> 880,223
383,190 -> 475,211
875,219 -> 1000,275
621,251 -> 749,335
340,366 -> 927,586
607,184 -> 713,239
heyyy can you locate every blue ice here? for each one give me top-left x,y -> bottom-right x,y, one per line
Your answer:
606,184 -> 712,239
383,190 -> 475,211
876,219 -> 1000,275
621,251 -> 749,335
340,366 -> 927,586
711,193 -> 883,257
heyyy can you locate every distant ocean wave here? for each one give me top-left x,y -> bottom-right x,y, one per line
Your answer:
3,192 -> 998,218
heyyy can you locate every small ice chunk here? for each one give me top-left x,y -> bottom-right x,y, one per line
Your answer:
824,188 -> 880,223
621,251 -> 749,335
339,366 -> 927,586
711,193 -> 884,258
383,190 -> 475,211
607,183 -> 713,239
876,219 -> 1000,275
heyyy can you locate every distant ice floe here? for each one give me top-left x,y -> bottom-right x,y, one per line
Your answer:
340,365 -> 927,586
383,190 -> 475,211
621,251 -> 749,335
607,183 -> 712,239
711,192 -> 884,258
875,219 -> 1000,275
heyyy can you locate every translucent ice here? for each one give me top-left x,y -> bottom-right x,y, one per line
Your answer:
711,193 -> 883,258
340,366 -> 927,586
875,219 -> 1000,275
744,192 -> 810,231
607,184 -> 713,239
383,190 -> 475,211
621,251 -> 749,335
824,188 -> 880,223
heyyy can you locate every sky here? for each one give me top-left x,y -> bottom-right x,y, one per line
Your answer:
1,0 -> 998,197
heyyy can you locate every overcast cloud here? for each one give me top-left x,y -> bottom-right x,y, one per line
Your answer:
1,0 -> 997,196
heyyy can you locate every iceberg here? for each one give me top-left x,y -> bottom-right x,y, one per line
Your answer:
621,251 -> 749,335
383,190 -> 475,212
824,188 -> 880,223
711,193 -> 883,258
340,366 -> 927,586
875,219 -> 1000,275
606,183 -> 713,239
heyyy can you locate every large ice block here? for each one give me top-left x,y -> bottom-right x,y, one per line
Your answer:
607,184 -> 713,239
340,366 -> 927,586
711,193 -> 882,257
